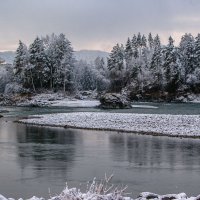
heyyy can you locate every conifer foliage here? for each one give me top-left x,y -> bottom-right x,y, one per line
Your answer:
107,32 -> 200,97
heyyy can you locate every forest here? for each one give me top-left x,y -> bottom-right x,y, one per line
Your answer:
1,32 -> 200,101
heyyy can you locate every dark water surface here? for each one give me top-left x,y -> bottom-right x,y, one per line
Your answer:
0,103 -> 200,199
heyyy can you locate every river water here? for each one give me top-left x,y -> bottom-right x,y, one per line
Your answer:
0,103 -> 200,199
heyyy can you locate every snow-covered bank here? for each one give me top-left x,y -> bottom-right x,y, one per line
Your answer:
0,188 -> 199,200
20,112 -> 200,137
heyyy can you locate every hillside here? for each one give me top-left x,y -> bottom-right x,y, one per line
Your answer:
74,50 -> 109,63
0,51 -> 15,64
0,50 -> 109,64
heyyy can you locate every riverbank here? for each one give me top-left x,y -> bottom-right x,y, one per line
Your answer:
1,91 -> 200,107
19,112 -> 200,138
0,186 -> 199,200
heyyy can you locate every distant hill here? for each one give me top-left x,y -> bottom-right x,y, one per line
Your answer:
0,51 -> 15,64
0,50 -> 110,65
74,50 -> 109,63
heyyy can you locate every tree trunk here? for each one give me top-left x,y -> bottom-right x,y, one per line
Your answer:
30,69 -> 36,92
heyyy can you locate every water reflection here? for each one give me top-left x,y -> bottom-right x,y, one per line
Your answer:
0,116 -> 200,198
109,133 -> 200,169
15,124 -> 81,175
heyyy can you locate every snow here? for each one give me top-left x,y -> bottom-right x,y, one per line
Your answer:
18,93 -> 100,108
0,188 -> 199,200
131,105 -> 158,109
51,99 -> 100,107
20,112 -> 200,137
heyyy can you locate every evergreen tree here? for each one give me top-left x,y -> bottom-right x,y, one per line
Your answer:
163,36 -> 181,93
132,34 -> 139,59
14,40 -> 30,85
151,34 -> 163,89
141,35 -> 147,48
60,42 -> 75,93
148,33 -> 154,50
29,36 -> 48,89
194,34 -> 200,69
108,44 -> 125,92
125,38 -> 133,69
179,33 -> 195,84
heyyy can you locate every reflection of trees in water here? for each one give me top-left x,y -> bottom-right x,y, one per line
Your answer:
109,133 -> 200,169
16,124 -> 82,180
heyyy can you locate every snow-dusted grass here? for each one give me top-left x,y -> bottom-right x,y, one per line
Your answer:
20,112 -> 200,137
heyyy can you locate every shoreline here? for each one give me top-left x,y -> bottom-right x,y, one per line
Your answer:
17,121 -> 200,139
18,112 -> 200,139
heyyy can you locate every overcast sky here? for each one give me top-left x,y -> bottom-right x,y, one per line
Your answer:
0,0 -> 200,52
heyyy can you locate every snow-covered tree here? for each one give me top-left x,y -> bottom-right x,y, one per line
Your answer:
14,41 -> 31,88
179,33 -> 195,83
148,33 -> 154,50
108,44 -> 125,92
132,34 -> 139,59
151,34 -> 163,90
29,36 -> 48,90
162,36 -> 181,93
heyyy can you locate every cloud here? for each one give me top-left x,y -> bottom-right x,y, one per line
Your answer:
0,0 -> 200,51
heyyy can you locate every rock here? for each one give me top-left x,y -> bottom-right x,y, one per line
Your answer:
99,93 -> 131,109
0,110 -> 9,113
0,115 -> 3,118
137,193 -> 159,200
161,196 -> 176,200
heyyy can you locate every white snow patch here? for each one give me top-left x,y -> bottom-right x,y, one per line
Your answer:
131,105 -> 158,109
20,112 -> 200,137
51,99 -> 100,107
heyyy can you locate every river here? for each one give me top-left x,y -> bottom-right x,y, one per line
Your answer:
0,103 -> 200,199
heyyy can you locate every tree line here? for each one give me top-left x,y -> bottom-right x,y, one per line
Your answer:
14,32 -> 200,99
14,33 -> 110,93
108,33 -> 200,99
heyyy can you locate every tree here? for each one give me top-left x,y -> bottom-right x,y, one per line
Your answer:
162,36 -> 181,93
60,40 -> 75,93
14,40 -> 30,86
132,34 -> 139,59
151,34 -> 163,90
29,36 -> 48,90
179,33 -> 195,84
108,44 -> 125,92
194,34 -> 200,69
148,33 -> 154,50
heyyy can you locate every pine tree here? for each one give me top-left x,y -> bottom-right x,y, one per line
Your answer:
151,34 -> 163,89
132,34 -> 139,59
60,40 -> 75,93
194,34 -> 200,69
179,33 -> 195,84
29,36 -> 48,89
108,44 -> 125,92
148,33 -> 154,50
163,36 -> 181,93
125,38 -> 133,69
14,40 -> 30,85
141,35 -> 147,48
